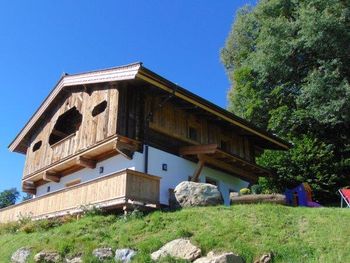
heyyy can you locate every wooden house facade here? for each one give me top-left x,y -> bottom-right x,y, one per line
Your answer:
0,63 -> 290,222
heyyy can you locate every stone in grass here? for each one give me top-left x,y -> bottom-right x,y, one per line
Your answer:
115,249 -> 137,262
151,238 -> 201,261
92,247 -> 114,261
254,253 -> 273,263
34,251 -> 61,263
11,247 -> 31,263
194,251 -> 244,263
64,254 -> 83,263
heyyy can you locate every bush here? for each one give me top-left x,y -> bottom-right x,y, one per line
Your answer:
19,221 -> 36,233
251,185 -> 262,195
239,188 -> 251,195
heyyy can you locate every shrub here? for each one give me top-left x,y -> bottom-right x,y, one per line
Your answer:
251,185 -> 262,195
239,188 -> 251,195
19,221 -> 36,233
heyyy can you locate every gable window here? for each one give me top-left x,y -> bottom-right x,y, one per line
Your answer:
49,107 -> 82,146
220,140 -> 230,152
32,141 -> 42,152
92,100 -> 107,117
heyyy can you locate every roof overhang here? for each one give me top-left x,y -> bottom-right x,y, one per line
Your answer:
9,62 -> 291,154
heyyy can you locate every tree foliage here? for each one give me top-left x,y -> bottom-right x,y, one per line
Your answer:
221,0 -> 350,203
0,188 -> 19,209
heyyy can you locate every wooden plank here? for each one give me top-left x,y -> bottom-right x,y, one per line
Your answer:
1,169 -> 160,223
179,144 -> 218,156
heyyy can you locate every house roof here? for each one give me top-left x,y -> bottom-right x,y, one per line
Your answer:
9,62 -> 291,153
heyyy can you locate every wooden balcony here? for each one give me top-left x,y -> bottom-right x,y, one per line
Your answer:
0,169 -> 160,223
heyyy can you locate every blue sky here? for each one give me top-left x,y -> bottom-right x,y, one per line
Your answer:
0,1 -> 256,194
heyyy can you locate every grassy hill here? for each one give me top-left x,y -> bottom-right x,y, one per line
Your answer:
1,204 -> 349,262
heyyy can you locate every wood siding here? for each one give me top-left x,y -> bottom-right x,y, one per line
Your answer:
146,96 -> 255,162
0,170 -> 160,223
23,87 -> 119,178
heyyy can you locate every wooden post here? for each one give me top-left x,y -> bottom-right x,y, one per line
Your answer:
191,154 -> 206,182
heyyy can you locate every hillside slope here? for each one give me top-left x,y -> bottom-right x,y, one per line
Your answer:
1,204 -> 349,262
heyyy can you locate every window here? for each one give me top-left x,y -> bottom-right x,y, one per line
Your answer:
49,107 -> 82,146
188,126 -> 198,141
47,186 -> 51,193
32,141 -> 42,152
205,177 -> 218,186
220,140 -> 230,152
65,179 -> 81,187
92,100 -> 107,117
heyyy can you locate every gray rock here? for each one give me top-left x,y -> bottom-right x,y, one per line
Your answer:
151,238 -> 201,261
254,253 -> 273,263
64,255 -> 83,263
34,251 -> 61,263
115,249 -> 136,262
11,247 -> 31,263
194,251 -> 244,263
92,248 -> 113,261
174,181 -> 223,207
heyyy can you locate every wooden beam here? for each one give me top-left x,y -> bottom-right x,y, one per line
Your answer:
114,140 -> 137,160
43,171 -> 60,183
77,156 -> 97,169
22,181 -> 36,195
191,154 -> 207,182
179,144 -> 218,156
203,155 -> 259,183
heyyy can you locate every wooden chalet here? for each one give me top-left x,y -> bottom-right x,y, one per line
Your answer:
0,63 -> 290,222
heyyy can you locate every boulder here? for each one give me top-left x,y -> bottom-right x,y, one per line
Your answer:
11,247 -> 31,263
64,255 -> 83,263
194,251 -> 244,263
151,238 -> 201,261
115,249 -> 137,262
34,251 -> 61,263
230,194 -> 286,205
92,248 -> 113,261
174,181 -> 223,207
254,253 -> 273,263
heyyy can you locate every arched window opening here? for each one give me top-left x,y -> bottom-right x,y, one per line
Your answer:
49,107 -> 82,146
32,141 -> 42,152
92,100 -> 107,117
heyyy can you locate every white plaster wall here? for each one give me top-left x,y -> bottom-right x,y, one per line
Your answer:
36,146 -> 249,206
146,147 -> 248,205
36,152 -> 144,196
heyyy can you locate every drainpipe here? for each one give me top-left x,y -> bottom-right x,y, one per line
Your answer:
143,86 -> 177,174
144,111 -> 152,174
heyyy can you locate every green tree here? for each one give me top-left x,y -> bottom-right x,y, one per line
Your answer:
22,193 -> 33,201
0,188 -> 19,208
221,0 -> 350,203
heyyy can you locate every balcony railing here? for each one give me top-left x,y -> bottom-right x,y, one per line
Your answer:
0,169 -> 160,223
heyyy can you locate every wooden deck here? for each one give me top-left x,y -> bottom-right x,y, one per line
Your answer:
0,169 -> 160,223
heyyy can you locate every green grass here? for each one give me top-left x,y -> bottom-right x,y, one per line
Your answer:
1,204 -> 349,262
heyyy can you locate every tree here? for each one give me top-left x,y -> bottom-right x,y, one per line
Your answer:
0,188 -> 19,208
221,0 -> 350,203
22,193 -> 33,201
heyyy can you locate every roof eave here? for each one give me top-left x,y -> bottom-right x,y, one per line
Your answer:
136,66 -> 291,151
